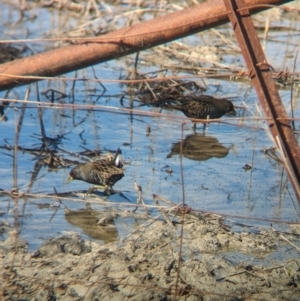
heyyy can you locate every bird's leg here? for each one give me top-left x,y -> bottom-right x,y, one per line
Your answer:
203,115 -> 209,132
192,123 -> 197,132
83,186 -> 96,199
104,185 -> 114,196
88,186 -> 96,194
83,184 -> 107,199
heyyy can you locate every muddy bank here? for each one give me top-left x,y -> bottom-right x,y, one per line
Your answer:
1,211 -> 300,301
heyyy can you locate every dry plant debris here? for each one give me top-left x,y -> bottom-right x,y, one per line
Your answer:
122,70 -> 205,108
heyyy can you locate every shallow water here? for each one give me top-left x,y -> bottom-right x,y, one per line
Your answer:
0,1 -> 300,252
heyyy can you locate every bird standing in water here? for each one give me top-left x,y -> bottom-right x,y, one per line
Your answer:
68,148 -> 124,197
167,95 -> 236,129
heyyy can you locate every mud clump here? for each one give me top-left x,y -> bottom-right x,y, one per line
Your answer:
1,216 -> 300,300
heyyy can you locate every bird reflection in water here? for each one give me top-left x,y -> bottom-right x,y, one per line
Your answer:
167,133 -> 230,161
64,205 -> 118,244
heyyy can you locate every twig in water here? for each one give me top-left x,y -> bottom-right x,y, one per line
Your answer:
35,83 -> 49,150
49,187 -> 62,222
134,52 -> 139,77
152,194 -> 177,207
180,122 -> 186,204
79,130 -> 86,143
70,70 -> 77,100
290,50 -> 298,130
279,234 -> 300,252
153,194 -> 175,228
13,87 -> 30,189
133,181 -> 149,215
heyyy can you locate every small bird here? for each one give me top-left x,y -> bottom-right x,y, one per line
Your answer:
169,95 -> 236,120
68,148 -> 124,196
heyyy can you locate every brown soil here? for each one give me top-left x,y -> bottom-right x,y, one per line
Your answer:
1,211 -> 300,301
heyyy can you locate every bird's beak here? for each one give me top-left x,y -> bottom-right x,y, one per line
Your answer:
67,175 -> 73,183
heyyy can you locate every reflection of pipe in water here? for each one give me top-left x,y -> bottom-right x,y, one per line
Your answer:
64,206 -> 118,244
167,133 -> 230,162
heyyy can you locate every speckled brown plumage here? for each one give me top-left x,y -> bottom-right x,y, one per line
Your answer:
169,95 -> 236,120
68,149 -> 124,193
69,161 -> 124,187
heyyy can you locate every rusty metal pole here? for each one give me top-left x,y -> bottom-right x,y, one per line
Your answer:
0,0 -> 293,91
223,0 -> 300,201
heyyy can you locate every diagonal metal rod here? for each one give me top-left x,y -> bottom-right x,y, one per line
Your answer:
223,0 -> 300,201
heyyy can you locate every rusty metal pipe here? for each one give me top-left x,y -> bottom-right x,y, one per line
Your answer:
0,0 -> 293,91
224,0 -> 300,201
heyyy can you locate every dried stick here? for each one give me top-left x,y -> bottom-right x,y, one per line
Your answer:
35,82 -> 49,150
133,181 -> 149,215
